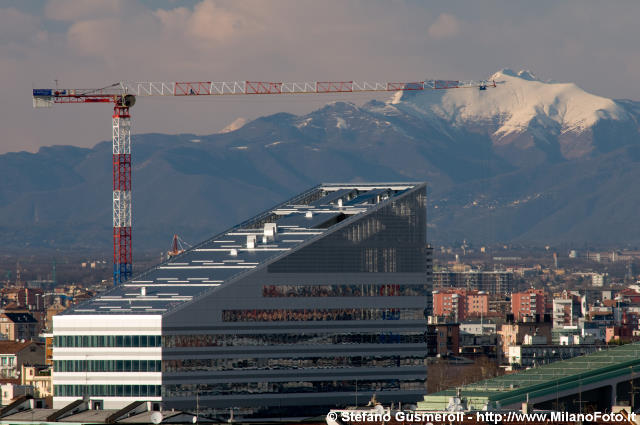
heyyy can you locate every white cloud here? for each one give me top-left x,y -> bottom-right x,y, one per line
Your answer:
0,7 -> 41,44
67,18 -> 122,58
428,13 -> 461,39
45,0 -> 124,21
154,0 -> 260,44
2,1 -> 640,155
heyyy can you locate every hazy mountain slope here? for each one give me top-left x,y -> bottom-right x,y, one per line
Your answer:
2,69 -> 640,250
428,145 -> 640,244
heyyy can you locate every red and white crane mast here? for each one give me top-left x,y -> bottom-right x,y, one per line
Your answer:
112,97 -> 134,283
32,77 -> 496,285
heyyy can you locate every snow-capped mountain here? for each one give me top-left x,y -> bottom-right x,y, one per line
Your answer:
376,68 -> 638,163
396,69 -> 626,137
2,69 -> 640,249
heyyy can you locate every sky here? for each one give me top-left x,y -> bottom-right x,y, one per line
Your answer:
3,0 -> 640,154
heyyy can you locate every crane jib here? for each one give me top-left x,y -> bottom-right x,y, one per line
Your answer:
31,76 -> 496,284
34,79 -> 496,100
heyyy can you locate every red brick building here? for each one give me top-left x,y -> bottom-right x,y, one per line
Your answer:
433,289 -> 488,321
511,288 -> 546,320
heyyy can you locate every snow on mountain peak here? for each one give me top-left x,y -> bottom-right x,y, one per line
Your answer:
387,69 -> 627,141
492,68 -> 539,81
219,117 -> 247,133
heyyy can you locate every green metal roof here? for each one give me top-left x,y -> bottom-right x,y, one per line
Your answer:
419,342 -> 640,410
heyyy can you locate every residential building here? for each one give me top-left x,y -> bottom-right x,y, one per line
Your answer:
511,288 -> 546,320
467,291 -> 489,318
459,322 -> 499,359
3,288 -> 44,311
434,271 -> 513,295
460,322 -> 496,336
498,318 -> 552,360
432,289 -> 488,321
0,383 -> 33,406
553,299 -> 574,327
20,364 -> 52,398
45,304 -> 67,332
0,312 -> 39,341
488,295 -> 511,318
0,341 -> 45,378
551,326 -> 581,344
53,183 -> 431,417
426,320 -> 460,356
592,273 -> 605,287
606,325 -> 636,343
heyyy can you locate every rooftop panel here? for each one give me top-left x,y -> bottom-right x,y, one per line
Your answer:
308,188 -> 355,206
275,211 -> 343,229
63,182 -> 423,315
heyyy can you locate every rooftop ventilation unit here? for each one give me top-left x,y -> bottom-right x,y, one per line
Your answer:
230,249 -> 238,256
246,235 -> 256,249
305,211 -> 313,218
264,223 -> 277,241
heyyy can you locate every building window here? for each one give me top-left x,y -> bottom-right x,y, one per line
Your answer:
222,308 -> 425,322
163,355 -> 425,372
54,335 -> 161,348
262,284 -> 430,297
54,359 -> 161,373
54,384 -> 161,397
164,379 -> 424,397
163,332 -> 426,347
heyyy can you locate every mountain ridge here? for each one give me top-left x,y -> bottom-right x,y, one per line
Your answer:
3,70 -> 640,250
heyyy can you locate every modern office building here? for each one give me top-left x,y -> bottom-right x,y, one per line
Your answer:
53,183 -> 431,417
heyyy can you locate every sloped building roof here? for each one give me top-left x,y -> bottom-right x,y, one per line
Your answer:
63,183 -> 423,316
0,341 -> 37,355
1,313 -> 37,324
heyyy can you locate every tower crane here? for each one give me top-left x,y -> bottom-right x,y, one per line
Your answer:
32,77 -> 496,285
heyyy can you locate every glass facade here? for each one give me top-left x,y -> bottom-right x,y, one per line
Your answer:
163,332 -> 426,347
262,284 -> 431,297
267,189 -> 426,273
164,356 -> 425,372
54,360 -> 161,372
55,385 -> 161,397
222,308 -> 426,322
54,335 -> 161,348
159,186 -> 430,414
53,184 -> 430,416
166,379 -> 425,398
